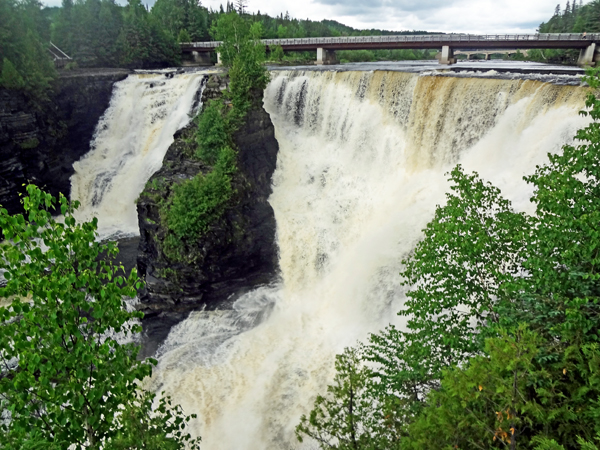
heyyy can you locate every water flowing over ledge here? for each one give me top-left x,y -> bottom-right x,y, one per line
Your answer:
70,72 -> 206,240
149,69 -> 589,449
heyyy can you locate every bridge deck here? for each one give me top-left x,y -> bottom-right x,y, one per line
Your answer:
181,33 -> 600,53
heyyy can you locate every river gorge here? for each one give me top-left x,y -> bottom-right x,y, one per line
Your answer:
0,61 -> 592,449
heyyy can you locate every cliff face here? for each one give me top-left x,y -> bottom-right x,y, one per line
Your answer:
0,69 -> 130,213
136,75 -> 279,321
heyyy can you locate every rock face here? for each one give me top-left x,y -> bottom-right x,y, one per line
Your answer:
0,69 -> 130,214
136,75 -> 279,321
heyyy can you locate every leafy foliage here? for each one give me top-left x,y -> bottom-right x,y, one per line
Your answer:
0,186 -> 199,449
195,99 -> 230,164
0,58 -> 25,89
163,145 -> 236,243
211,12 -> 269,120
159,12 -> 268,261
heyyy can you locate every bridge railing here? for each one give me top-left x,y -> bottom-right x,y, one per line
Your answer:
182,33 -> 600,49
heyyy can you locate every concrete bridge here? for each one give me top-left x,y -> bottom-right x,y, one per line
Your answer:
181,33 -> 600,67
454,49 -> 530,60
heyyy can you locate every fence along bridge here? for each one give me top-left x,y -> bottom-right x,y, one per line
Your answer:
181,33 -> 600,67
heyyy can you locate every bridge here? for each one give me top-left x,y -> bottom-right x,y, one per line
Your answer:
181,33 -> 600,67
453,49 -> 530,60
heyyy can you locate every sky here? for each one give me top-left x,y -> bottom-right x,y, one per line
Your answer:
199,0 -> 568,34
40,0 -> 578,35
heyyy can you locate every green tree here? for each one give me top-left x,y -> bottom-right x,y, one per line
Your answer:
0,186 -> 199,449
270,44 -> 284,61
151,0 -> 209,42
398,165 -> 528,376
117,0 -> 180,68
296,347 -> 401,450
0,58 -> 25,89
0,0 -> 55,96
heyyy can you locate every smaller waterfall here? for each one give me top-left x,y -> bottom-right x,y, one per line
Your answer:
70,71 -> 206,240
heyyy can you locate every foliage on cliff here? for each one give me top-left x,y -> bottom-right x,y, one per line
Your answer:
0,186 -> 200,449
158,12 -> 268,261
297,69 -> 600,450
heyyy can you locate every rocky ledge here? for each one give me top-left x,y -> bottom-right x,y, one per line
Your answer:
136,74 -> 279,327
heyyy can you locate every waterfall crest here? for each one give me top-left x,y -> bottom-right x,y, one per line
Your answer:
70,72 -> 206,240
149,70 -> 589,449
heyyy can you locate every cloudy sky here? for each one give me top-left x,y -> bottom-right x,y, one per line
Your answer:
39,0 -> 578,34
199,0 -> 570,34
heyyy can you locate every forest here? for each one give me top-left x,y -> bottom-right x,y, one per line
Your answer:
529,0 -> 600,63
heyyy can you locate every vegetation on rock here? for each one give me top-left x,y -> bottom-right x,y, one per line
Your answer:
158,11 -> 268,261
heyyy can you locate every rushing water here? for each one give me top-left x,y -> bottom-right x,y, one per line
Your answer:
70,71 -> 207,240
142,69 -> 590,449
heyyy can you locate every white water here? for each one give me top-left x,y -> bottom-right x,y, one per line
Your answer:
70,72 -> 206,240
145,70 -> 589,449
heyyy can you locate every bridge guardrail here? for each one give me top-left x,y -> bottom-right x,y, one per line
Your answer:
182,33 -> 600,49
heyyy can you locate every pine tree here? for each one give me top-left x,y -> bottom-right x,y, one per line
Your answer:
234,0 -> 247,14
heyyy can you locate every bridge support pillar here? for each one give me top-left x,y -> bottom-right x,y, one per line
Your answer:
316,48 -> 337,65
439,45 -> 455,65
193,51 -> 212,66
578,43 -> 598,67
216,51 -> 223,66
485,53 -> 491,60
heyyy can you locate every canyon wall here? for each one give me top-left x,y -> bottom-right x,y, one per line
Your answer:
0,69 -> 130,214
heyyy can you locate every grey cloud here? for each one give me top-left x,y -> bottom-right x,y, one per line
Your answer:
314,0 -> 455,14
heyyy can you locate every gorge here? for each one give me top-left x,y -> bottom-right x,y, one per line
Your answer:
0,63 -> 592,448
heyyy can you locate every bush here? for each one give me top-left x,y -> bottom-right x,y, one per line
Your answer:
0,185 -> 200,449
163,146 -> 237,242
195,100 -> 230,164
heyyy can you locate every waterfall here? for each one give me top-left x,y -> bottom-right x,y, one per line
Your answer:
70,72 -> 206,240
148,69 -> 589,449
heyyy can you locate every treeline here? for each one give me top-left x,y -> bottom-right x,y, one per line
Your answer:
0,0 -> 439,95
539,0 -> 599,33
530,0 -> 600,63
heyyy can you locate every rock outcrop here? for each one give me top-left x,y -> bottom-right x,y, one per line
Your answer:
136,75 -> 279,320
0,68 -> 130,214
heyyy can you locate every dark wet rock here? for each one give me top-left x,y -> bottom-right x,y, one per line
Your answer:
136,74 -> 279,319
0,69 -> 131,214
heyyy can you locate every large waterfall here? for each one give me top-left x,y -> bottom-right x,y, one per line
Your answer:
146,69 -> 590,449
70,71 -> 206,240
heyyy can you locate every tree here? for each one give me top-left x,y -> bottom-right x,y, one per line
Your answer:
117,0 -> 180,68
398,165 -> 528,376
296,347 -> 401,450
0,0 -> 55,96
210,12 -> 268,119
0,58 -> 25,89
234,0 -> 247,14
0,185 -> 199,449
